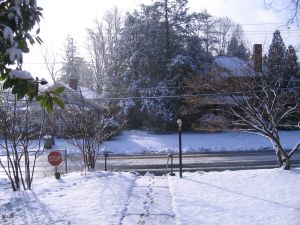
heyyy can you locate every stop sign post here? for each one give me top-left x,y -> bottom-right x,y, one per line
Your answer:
48,151 -> 63,179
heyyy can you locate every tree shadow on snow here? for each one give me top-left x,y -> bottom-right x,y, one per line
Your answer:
7,191 -> 67,225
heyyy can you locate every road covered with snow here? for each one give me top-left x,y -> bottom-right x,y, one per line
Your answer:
1,168 -> 300,225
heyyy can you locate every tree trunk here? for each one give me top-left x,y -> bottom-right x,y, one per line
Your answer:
272,140 -> 290,170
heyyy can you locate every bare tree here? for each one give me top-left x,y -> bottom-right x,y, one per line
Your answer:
264,0 -> 300,23
60,93 -> 123,171
42,47 -> 60,83
184,52 -> 299,170
215,17 -> 235,55
0,96 -> 45,191
195,10 -> 219,57
216,70 -> 299,170
87,7 -> 122,93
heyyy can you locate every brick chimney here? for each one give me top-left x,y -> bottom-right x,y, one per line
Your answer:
69,78 -> 78,90
253,44 -> 262,72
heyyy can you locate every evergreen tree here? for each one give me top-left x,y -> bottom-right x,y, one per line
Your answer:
195,10 -> 219,57
106,0 -> 208,131
268,30 -> 286,77
61,35 -> 80,81
285,45 -> 298,87
267,30 -> 299,90
60,35 -> 93,88
227,25 -> 249,60
285,45 -> 298,77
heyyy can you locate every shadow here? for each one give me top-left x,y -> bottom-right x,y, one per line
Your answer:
5,190 -> 67,225
291,168 -> 300,174
57,178 -> 66,184
186,177 -> 300,211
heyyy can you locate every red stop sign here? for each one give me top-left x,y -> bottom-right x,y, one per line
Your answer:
48,151 -> 63,166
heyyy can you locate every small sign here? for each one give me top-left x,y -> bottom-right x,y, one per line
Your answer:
48,151 -> 63,166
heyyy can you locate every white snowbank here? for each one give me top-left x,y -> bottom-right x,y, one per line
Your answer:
99,130 -> 300,155
1,130 -> 299,155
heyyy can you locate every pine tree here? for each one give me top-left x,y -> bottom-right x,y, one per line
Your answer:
61,35 -> 80,81
60,35 -> 93,88
227,25 -> 249,60
268,30 -> 286,77
286,45 -> 298,76
285,45 -> 298,87
107,0 -> 209,131
195,10 -> 219,57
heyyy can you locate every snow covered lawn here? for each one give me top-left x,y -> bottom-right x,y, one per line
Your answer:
52,130 -> 300,154
1,168 -> 300,225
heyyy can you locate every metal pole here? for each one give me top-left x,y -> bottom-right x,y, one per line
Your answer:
170,154 -> 175,176
179,129 -> 183,178
171,154 -> 173,174
64,149 -> 68,174
104,153 -> 108,171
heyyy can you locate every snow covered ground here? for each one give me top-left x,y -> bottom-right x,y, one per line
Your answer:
1,168 -> 300,225
52,130 -> 300,154
1,130 -> 299,224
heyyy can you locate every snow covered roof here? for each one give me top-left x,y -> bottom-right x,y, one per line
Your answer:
214,56 -> 254,77
76,86 -> 101,100
42,81 -> 104,110
45,82 -> 102,100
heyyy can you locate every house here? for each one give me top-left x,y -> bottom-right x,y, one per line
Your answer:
44,78 -> 103,109
182,44 -> 263,131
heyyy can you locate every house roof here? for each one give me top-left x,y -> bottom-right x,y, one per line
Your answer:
214,56 -> 254,77
43,81 -> 102,100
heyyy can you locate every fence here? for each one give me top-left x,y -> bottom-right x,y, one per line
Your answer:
0,149 -> 68,178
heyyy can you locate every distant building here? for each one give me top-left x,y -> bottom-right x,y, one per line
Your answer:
44,78 -> 103,110
182,44 -> 263,131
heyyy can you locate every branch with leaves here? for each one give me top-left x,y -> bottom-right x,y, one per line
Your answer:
0,0 -> 64,112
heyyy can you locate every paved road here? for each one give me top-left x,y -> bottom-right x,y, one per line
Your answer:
1,150 -> 300,177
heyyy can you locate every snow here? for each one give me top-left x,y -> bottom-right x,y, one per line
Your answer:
32,130 -> 300,155
2,26 -> 14,45
41,77 -> 48,83
0,172 -> 136,225
9,69 -> 33,80
215,56 -> 253,77
1,168 -> 300,224
1,130 -> 299,156
6,43 -> 23,64
61,83 -> 102,100
98,130 -> 300,155
169,169 -> 300,225
8,6 -> 22,27
78,86 -> 101,100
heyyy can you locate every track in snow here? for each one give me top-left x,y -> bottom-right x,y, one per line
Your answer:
119,175 -> 176,225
